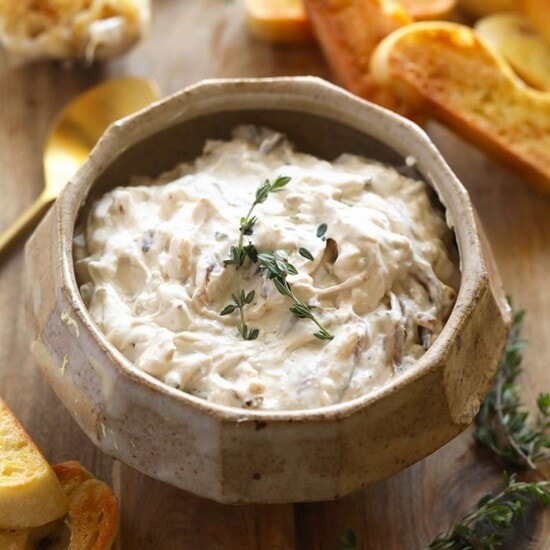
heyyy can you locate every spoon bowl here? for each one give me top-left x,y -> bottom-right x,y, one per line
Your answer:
0,76 -> 159,260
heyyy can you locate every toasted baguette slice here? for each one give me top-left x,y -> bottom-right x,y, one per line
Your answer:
52,460 -> 93,497
303,0 -> 420,117
457,0 -> 518,19
520,0 -> 550,45
0,0 -> 150,64
0,528 -> 30,550
53,461 -> 119,550
0,397 -> 68,530
400,0 -> 457,20
476,13 -> 550,91
67,479 -> 119,550
370,21 -> 550,195
244,0 -> 313,43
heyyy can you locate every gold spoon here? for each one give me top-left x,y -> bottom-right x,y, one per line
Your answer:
0,76 -> 160,260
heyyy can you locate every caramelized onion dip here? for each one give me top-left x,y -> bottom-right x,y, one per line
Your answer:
74,126 -> 460,411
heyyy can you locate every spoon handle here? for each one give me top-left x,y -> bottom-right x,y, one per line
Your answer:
0,192 -> 54,261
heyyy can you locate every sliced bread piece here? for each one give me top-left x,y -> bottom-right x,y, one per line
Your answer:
476,13 -> 550,91
302,0 -> 420,117
370,21 -> 550,194
0,397 -> 68,530
0,0 -> 150,64
53,462 -> 119,550
244,0 -> 314,43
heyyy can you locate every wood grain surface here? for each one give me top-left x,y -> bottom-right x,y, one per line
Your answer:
0,1 -> 548,548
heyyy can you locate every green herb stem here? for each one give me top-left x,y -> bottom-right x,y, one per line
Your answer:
257,250 -> 333,341
474,307 -> 550,469
221,176 -> 291,340
428,475 -> 550,549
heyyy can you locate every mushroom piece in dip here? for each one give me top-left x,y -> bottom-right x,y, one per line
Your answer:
74,125 -> 460,411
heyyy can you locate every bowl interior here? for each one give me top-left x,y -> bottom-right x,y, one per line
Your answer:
85,109 -> 422,203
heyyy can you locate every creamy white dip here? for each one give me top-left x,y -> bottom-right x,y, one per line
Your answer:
74,126 -> 459,411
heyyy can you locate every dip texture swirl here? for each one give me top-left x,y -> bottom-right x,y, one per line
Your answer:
74,125 -> 460,411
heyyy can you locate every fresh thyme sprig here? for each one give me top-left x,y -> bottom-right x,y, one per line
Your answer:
223,175 -> 292,271
428,475 -> 550,549
474,308 -> 550,469
220,176 -> 291,340
221,175 -> 334,341
220,290 -> 258,341
257,250 -> 333,341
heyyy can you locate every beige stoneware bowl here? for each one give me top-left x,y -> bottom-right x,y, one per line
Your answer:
26,77 -> 510,504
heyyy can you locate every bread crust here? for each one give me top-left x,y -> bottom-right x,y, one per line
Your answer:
370,21 -> 550,195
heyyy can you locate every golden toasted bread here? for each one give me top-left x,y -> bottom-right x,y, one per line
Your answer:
457,0 -> 518,19
244,0 -> 314,43
67,478 -> 119,549
303,0 -> 420,117
54,461 -> 119,550
0,397 -> 68,530
370,21 -> 550,195
400,0 -> 457,20
0,461 -> 119,549
0,528 -> 30,550
520,0 -> 550,45
0,0 -> 150,63
244,0 -> 457,45
476,13 -> 550,91
52,461 -> 94,497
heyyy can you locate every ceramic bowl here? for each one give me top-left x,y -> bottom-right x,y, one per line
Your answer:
25,77 -> 510,504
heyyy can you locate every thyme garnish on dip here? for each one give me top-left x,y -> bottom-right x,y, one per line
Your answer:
220,175 -> 333,341
220,176 -> 291,340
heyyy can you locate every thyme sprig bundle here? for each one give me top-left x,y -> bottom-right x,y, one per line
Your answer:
220,175 -> 291,340
474,308 -> 550,469
220,175 -> 333,341
428,475 -> 550,549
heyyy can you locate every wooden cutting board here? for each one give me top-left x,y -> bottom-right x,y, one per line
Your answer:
0,1 -> 548,547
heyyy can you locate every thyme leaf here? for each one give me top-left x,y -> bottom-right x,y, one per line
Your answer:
474,307 -> 550,469
428,475 -> 550,549
298,247 -> 314,261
